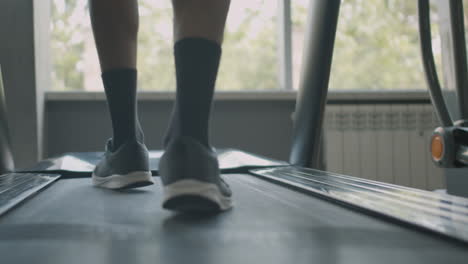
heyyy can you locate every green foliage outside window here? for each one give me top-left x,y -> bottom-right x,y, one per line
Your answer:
50,0 -> 467,91
50,0 -> 277,91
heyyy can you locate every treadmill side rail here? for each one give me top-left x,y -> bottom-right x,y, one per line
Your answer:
251,166 -> 468,244
0,173 -> 61,216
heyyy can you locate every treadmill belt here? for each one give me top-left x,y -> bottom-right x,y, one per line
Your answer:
0,173 -> 60,216
251,166 -> 468,244
21,149 -> 288,178
0,174 -> 466,264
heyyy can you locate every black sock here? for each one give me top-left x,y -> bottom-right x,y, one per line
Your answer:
164,38 -> 222,148
102,68 -> 143,149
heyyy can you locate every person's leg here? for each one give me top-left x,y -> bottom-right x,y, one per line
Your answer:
90,0 -> 152,189
163,0 -> 230,147
90,0 -> 142,147
159,0 -> 232,212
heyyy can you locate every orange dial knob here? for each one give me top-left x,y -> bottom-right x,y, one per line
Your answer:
431,134 -> 444,161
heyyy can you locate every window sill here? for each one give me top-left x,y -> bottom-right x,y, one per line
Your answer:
45,91 -> 298,101
45,90 -> 431,103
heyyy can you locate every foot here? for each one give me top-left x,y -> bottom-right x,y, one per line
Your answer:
158,137 -> 232,212
92,139 -> 154,189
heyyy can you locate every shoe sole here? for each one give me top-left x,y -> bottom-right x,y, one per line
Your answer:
92,171 -> 154,190
162,179 -> 232,212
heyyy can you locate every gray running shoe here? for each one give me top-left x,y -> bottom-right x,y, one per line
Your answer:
159,137 -> 233,212
92,139 -> 154,189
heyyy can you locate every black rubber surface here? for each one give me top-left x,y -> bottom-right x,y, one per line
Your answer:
0,174 -> 467,264
163,195 -> 222,213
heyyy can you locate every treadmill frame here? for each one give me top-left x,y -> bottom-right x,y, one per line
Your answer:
289,0 -> 341,168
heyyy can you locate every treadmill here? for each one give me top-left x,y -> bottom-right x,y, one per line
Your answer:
1,0 -> 467,263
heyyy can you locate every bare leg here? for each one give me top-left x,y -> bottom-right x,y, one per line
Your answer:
172,0 -> 230,44
89,0 -> 139,71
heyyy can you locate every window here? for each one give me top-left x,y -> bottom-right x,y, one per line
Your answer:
50,0 -> 445,92
50,0 -> 278,91
292,0 -> 443,91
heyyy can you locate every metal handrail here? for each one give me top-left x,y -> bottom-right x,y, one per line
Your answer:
448,0 -> 468,119
418,0 -> 453,127
0,65 -> 15,173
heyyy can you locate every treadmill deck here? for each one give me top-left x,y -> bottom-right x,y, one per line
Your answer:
0,174 -> 466,264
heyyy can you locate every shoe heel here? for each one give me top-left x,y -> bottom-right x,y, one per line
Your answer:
158,137 -> 220,184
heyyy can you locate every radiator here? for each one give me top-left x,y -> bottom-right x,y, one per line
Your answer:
323,104 -> 445,191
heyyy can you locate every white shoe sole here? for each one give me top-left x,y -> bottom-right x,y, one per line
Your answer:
92,171 -> 154,189
162,179 -> 232,211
